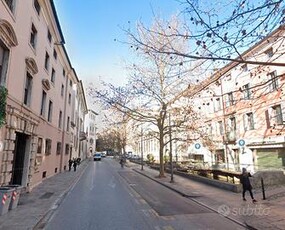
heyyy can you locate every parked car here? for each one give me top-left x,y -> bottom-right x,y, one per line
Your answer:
93,153 -> 102,161
101,151 -> 107,157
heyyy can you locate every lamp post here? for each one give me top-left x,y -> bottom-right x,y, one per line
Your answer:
169,114 -> 174,183
141,125 -> 144,170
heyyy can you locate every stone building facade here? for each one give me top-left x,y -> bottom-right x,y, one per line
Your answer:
0,0 -> 87,190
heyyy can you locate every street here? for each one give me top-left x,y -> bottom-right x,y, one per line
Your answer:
45,158 -> 246,230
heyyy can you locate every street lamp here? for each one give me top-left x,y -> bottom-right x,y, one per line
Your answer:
141,125 -> 144,170
169,114 -> 174,183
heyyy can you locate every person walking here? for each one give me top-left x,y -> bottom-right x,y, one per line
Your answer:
73,159 -> 77,172
68,159 -> 73,171
240,168 -> 257,203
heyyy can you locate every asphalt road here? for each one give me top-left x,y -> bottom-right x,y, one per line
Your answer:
45,158 -> 246,230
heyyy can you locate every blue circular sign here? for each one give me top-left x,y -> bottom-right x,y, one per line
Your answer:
195,143 -> 201,149
238,139 -> 245,147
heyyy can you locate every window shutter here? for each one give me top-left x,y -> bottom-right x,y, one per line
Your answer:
281,103 -> 285,123
243,114 -> 247,131
265,110 -> 271,128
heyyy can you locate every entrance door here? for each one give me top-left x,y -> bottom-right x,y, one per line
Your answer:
12,132 -> 28,185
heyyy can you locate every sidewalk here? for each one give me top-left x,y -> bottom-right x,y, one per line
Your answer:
0,159 -> 89,230
130,163 -> 285,230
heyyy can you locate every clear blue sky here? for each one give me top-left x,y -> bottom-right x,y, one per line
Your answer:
53,0 -> 182,86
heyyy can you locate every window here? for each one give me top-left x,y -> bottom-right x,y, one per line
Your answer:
207,124 -> 212,136
68,93 -> 71,104
53,49 -> 57,60
34,0 -> 41,15
69,79 -> 72,87
45,139 -> 52,155
272,105 -> 283,125
243,84 -> 251,100
0,42 -> 9,85
61,84 -> 64,97
265,47 -> 273,58
47,29 -> 52,43
24,73 -> 33,106
56,142 -> 61,155
229,117 -> 236,131
37,137 -> 43,153
225,92 -> 234,107
218,121 -> 223,135
65,144 -> 69,155
44,52 -> 50,71
241,64 -> 248,72
4,0 -> 15,13
51,68 -> 55,83
63,69 -> 66,77
268,71 -> 278,91
47,100 -> 53,122
244,112 -> 254,131
40,91 -> 47,116
58,110 -> 62,128
30,24 -> 37,49
67,116 -> 70,131
214,98 -> 221,111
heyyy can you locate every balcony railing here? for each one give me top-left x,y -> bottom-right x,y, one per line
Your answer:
225,130 -> 237,143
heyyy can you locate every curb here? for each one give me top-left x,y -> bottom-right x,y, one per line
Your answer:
33,160 -> 89,229
132,168 -> 249,229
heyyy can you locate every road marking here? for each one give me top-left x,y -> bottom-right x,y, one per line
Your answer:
142,209 -> 150,217
149,209 -> 159,217
139,198 -> 147,204
161,216 -> 175,221
108,176 -> 116,188
163,226 -> 175,230
89,163 -> 95,190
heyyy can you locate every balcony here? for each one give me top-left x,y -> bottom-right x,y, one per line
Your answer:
79,131 -> 87,141
225,130 -> 237,144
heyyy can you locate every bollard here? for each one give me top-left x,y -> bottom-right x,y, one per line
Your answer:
261,177 -> 266,200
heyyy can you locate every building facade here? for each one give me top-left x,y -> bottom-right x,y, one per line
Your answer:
129,25 -> 285,172
85,109 -> 98,157
187,25 -> 285,172
0,0 -> 87,190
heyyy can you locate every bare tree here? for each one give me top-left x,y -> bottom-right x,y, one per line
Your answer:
124,0 -> 285,72
89,16 -> 203,177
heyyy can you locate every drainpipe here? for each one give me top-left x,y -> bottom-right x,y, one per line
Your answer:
220,77 -> 230,170
59,69 -> 70,172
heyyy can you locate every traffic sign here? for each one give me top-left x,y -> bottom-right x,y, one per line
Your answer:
238,139 -> 245,147
195,143 -> 201,149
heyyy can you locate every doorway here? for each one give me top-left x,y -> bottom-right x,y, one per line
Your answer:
12,132 -> 29,185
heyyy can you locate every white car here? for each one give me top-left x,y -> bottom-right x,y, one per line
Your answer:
93,153 -> 102,161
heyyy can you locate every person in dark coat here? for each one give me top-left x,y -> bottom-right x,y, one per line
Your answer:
73,159 -> 77,172
68,159 -> 73,171
240,168 -> 257,202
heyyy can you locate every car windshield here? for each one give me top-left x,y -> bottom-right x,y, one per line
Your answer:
95,154 -> 101,156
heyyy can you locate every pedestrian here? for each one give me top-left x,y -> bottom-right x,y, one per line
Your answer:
68,159 -> 73,171
77,157 -> 81,165
240,168 -> 257,203
73,159 -> 77,172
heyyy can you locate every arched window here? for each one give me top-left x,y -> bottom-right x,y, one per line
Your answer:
0,20 -> 18,86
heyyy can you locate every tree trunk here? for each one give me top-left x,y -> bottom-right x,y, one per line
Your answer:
159,128 -> 165,177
